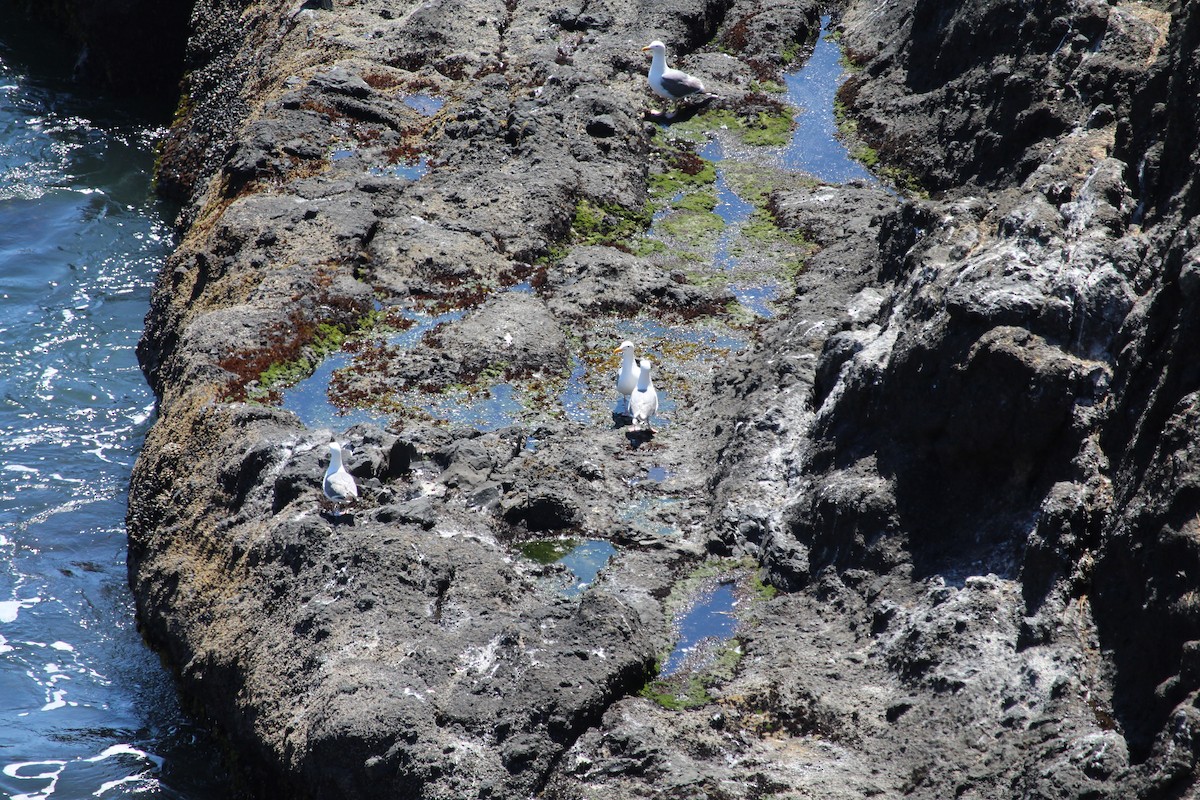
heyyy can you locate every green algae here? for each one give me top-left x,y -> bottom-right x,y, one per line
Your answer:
672,189 -> 718,213
685,270 -> 731,288
520,539 -> 578,564
630,237 -> 668,257
658,210 -> 724,245
726,298 -> 759,326
570,198 -> 652,247
749,79 -> 786,94
649,157 -> 717,199
641,638 -> 745,711
641,673 -> 713,710
252,322 -> 348,397
750,570 -> 778,601
741,111 -> 794,146
781,40 -> 804,65
668,108 -> 795,148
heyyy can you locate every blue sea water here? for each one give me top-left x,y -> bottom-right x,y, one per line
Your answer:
0,24 -> 226,800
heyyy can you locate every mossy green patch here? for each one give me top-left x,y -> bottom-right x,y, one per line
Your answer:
571,198 -> 606,240
685,271 -> 730,288
670,108 -> 737,138
879,164 -> 927,198
675,250 -> 706,264
630,237 -> 668,257
850,141 -> 880,169
669,108 -> 793,148
648,155 -> 717,201
536,242 -> 570,265
253,322 -> 348,396
658,210 -> 724,245
477,360 -> 511,385
672,189 -> 717,213
834,98 -> 927,197
570,198 -> 652,247
743,210 -> 786,243
641,637 -> 745,711
743,209 -> 817,251
648,143 -> 719,227
664,558 -> 776,614
520,539 -> 578,564
750,571 -> 778,601
256,360 -> 307,391
726,298 -> 758,326
170,81 -> 195,127
741,111 -> 794,147
723,162 -> 819,207
749,79 -> 786,94
641,674 -> 712,710
781,257 -> 809,280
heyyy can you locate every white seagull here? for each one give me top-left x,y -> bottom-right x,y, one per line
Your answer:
323,441 -> 359,517
629,358 -> 659,433
614,340 -> 642,414
641,40 -> 705,106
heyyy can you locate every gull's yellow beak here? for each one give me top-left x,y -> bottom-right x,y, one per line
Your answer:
641,45 -> 652,52
613,345 -> 624,353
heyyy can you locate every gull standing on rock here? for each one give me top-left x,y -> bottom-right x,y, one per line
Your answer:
323,441 -> 358,518
629,358 -> 659,433
614,340 -> 642,414
642,40 -> 705,109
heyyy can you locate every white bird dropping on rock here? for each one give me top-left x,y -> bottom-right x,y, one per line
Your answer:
323,441 -> 358,517
614,340 -> 641,413
629,358 -> 659,433
642,40 -> 705,105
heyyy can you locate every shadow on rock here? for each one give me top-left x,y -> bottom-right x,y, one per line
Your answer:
624,429 -> 656,449
643,96 -> 714,126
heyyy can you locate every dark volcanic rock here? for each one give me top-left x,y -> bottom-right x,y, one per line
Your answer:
123,0 -> 1200,797
2,0 -> 191,105
840,0 -> 1168,194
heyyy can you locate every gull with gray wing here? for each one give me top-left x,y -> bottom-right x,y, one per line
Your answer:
642,40 -> 706,108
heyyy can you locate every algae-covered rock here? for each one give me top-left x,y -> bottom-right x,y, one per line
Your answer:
117,0 -> 1200,796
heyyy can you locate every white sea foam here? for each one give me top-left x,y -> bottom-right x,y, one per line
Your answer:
0,597 -> 41,623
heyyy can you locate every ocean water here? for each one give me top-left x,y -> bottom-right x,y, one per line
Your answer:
0,23 -> 226,800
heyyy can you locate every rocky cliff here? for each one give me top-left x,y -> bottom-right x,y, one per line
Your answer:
1,0 -> 191,104
117,0 -> 1200,796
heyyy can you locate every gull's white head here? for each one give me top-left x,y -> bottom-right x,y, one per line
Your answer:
641,40 -> 666,57
614,340 -> 636,355
636,358 -> 654,389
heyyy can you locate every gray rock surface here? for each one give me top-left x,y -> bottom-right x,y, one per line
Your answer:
107,0 -> 1200,796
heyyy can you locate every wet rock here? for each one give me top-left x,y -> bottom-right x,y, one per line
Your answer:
122,0 -> 1200,796
545,245 -> 733,319
6,0 -> 191,103
438,292 -> 568,379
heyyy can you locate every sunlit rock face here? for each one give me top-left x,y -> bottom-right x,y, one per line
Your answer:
61,0 -> 1200,795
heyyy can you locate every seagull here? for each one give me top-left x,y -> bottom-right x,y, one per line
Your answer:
323,441 -> 358,518
629,358 -> 659,433
641,40 -> 705,108
614,340 -> 641,414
